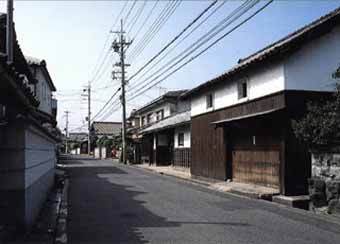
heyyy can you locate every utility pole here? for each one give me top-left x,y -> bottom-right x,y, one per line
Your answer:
6,0 -> 14,64
87,83 -> 91,156
65,111 -> 69,154
82,84 -> 92,156
112,19 -> 131,164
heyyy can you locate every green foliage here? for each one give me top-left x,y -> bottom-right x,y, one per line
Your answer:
292,71 -> 340,150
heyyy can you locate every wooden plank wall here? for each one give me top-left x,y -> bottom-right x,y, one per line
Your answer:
191,92 -> 286,181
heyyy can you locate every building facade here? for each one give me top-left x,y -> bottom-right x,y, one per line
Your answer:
0,13 -> 59,231
128,90 -> 191,168
183,8 -> 340,196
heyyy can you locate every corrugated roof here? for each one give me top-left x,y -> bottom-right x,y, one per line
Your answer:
140,111 -> 190,134
92,121 -> 121,135
182,7 -> 340,98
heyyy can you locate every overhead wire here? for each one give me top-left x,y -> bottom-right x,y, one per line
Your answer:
127,0 -> 273,101
128,0 -> 182,62
127,0 -> 256,94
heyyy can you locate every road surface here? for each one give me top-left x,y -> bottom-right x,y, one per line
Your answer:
65,156 -> 340,244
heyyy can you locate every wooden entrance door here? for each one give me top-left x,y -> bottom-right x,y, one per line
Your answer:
232,148 -> 280,189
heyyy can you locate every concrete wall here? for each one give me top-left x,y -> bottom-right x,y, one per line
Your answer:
174,125 -> 191,148
0,121 -> 56,231
191,62 -> 285,117
285,25 -> 340,92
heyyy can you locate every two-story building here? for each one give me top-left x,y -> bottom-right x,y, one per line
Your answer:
182,7 -> 340,196
0,13 -> 59,232
128,90 -> 191,168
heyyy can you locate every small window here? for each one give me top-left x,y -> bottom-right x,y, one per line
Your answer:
206,93 -> 213,109
141,116 -> 146,126
238,80 -> 248,99
147,113 -> 152,124
156,110 -> 164,121
178,133 -> 184,146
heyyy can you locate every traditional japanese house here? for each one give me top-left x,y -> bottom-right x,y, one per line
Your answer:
91,121 -> 122,158
0,13 -> 59,231
129,90 -> 191,168
182,7 -> 340,196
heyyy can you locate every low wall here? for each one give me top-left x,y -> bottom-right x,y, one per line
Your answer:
309,152 -> 340,216
0,121 -> 56,231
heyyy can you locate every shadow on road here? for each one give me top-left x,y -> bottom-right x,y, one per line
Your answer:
67,164 -> 180,244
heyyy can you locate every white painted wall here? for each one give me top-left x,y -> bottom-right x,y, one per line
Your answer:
174,125 -> 191,148
191,62 -> 285,117
285,25 -> 340,92
35,68 -> 53,115
24,125 -> 56,188
139,103 -> 173,127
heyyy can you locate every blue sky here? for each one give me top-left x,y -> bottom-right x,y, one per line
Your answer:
1,0 -> 339,132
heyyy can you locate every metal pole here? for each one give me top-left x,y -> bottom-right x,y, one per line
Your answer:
65,111 -> 69,154
120,19 -> 127,164
88,83 -> 91,156
6,0 -> 14,64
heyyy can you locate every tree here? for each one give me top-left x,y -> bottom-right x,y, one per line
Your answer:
292,67 -> 340,151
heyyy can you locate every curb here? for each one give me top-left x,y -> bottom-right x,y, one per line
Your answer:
54,178 -> 69,244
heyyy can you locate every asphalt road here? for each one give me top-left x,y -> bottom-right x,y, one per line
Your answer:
65,156 -> 340,244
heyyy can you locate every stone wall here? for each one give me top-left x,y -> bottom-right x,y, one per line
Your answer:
309,152 -> 340,216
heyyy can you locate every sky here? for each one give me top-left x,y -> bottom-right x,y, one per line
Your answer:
0,0 -> 339,133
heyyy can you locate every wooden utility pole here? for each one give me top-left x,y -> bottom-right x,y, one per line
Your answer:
112,19 -> 131,164
6,0 -> 14,64
65,111 -> 69,154
87,83 -> 91,156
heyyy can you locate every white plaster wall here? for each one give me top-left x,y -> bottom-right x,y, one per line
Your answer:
139,103 -> 173,127
24,125 -> 56,188
191,62 -> 285,117
174,125 -> 191,148
35,69 -> 52,115
285,25 -> 340,92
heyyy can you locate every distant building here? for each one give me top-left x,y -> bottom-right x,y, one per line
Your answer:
90,121 -> 122,159
128,90 -> 191,168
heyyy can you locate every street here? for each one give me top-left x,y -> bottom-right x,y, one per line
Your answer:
65,157 -> 340,244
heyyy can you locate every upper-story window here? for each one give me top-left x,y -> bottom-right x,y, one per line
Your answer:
238,80 -> 248,99
156,110 -> 164,121
147,113 -> 153,124
141,116 -> 146,126
178,132 -> 184,146
206,93 -> 214,109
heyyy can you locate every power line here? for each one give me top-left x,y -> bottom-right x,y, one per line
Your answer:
127,0 -> 273,102
126,1 -> 147,35
130,0 -> 227,85
129,0 -> 181,62
128,0 -> 218,82
89,2 -> 128,85
130,0 -> 160,42
127,1 -> 179,62
123,0 -> 137,25
127,0 -> 255,94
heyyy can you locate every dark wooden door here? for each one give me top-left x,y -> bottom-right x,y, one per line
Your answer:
232,148 -> 280,189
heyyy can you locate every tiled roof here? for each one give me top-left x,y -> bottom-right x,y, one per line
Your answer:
182,7 -> 340,98
133,90 -> 188,115
140,111 -> 190,134
25,55 -> 56,92
69,133 -> 88,142
92,121 -> 121,135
